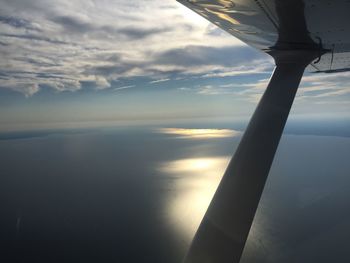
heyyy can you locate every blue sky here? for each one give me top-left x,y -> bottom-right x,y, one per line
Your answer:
0,0 -> 350,131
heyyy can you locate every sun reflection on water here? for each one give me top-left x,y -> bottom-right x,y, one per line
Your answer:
159,156 -> 230,240
158,128 -> 240,139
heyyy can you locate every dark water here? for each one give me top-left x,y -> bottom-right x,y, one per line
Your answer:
0,124 -> 350,262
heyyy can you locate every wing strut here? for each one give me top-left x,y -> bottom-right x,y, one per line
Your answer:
184,50 -> 320,263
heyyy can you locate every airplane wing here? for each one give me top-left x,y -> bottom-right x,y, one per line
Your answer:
177,1 -> 350,263
177,0 -> 350,73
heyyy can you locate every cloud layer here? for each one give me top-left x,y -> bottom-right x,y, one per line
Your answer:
0,0 -> 250,96
1,0 -> 349,109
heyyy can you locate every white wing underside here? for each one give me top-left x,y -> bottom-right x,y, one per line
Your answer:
177,0 -> 350,73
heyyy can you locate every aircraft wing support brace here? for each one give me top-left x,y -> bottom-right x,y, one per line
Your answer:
183,50 -> 321,263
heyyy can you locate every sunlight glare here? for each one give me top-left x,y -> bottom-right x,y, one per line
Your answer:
159,156 -> 230,239
158,128 -> 240,139
177,3 -> 209,26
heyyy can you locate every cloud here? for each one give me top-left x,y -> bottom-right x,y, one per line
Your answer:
149,78 -> 170,84
153,45 -> 265,67
114,85 -> 135,91
0,81 -> 40,97
1,0 -> 349,103
51,15 -> 169,40
51,15 -> 95,33
0,15 -> 40,31
0,0 -> 246,96
177,67 -> 350,105
117,27 -> 170,40
199,61 -> 272,78
297,72 -> 350,101
0,33 -> 69,45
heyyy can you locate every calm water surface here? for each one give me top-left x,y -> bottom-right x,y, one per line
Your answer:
1,124 -> 350,262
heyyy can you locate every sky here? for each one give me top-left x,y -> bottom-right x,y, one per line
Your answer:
1,0 -> 350,131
